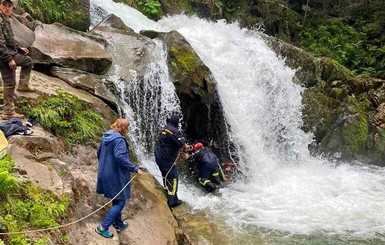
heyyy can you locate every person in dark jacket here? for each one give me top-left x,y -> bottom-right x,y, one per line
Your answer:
154,114 -> 191,207
188,143 -> 226,192
0,0 -> 34,120
96,118 -> 142,239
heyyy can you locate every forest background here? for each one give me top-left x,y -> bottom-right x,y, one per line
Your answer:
19,0 -> 385,79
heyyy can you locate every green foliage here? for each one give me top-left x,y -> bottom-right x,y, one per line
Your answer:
299,19 -> 375,74
0,155 -> 17,196
182,0 -> 384,76
0,155 -> 69,244
19,90 -> 105,146
114,0 -> 163,20
136,0 -> 163,20
19,0 -> 87,29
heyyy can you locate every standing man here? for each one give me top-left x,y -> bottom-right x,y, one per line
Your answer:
0,0 -> 34,120
154,114 -> 191,207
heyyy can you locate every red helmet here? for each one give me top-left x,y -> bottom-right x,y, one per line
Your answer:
193,143 -> 204,151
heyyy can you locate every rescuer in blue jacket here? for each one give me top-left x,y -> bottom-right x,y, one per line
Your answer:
188,142 -> 226,192
154,114 -> 192,207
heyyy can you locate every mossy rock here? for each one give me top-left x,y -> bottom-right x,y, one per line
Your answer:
319,96 -> 370,159
164,30 -> 226,139
160,0 -> 194,15
302,84 -> 338,142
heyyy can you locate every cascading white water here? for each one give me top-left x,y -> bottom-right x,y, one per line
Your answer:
91,0 -> 385,242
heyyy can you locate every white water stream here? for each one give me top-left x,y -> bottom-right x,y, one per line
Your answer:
91,1 -> 385,243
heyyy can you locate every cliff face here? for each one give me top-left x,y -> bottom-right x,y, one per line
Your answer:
266,37 -> 385,165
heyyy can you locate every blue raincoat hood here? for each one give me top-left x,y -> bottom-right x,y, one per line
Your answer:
102,130 -> 123,144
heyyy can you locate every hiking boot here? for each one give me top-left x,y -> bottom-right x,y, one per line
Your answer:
113,222 -> 128,232
1,112 -> 25,120
168,199 -> 183,208
95,225 -> 113,238
16,85 -> 35,93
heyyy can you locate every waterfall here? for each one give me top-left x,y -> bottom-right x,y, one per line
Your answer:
91,0 -> 385,243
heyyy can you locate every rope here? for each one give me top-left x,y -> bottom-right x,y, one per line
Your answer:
0,154 -> 184,236
0,174 -> 138,236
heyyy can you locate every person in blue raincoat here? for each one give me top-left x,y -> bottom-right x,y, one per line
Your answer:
95,118 -> 142,239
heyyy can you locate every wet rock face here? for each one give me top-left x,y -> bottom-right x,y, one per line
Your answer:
29,23 -> 112,74
90,14 -> 155,80
51,66 -> 119,113
268,36 -> 385,164
164,30 -> 217,138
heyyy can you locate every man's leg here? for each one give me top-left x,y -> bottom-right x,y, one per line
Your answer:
0,64 -> 17,117
14,54 -> 33,91
165,166 -> 181,207
199,164 -> 216,192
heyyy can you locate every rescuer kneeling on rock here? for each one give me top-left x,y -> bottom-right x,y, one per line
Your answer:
187,142 -> 226,192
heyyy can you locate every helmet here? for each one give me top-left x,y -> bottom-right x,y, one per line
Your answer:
193,143 -> 203,152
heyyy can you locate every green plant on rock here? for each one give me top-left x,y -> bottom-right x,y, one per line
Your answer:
136,0 -> 163,20
0,154 -> 69,245
19,90 -> 105,146
0,155 -> 17,196
19,0 -> 87,29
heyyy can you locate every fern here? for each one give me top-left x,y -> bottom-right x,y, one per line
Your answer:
19,90 -> 105,147
0,171 -> 17,195
0,155 -> 17,196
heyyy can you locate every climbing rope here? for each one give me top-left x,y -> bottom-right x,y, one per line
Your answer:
0,154 -> 184,236
0,174 -> 138,235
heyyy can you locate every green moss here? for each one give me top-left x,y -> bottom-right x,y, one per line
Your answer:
371,129 -> 385,158
320,58 -> 354,84
341,112 -> 369,155
338,97 -> 369,155
330,86 -> 349,100
169,46 -> 198,74
302,85 -> 337,140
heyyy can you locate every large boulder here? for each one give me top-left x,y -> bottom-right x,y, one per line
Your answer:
51,66 -> 118,113
29,23 -> 112,74
164,30 -> 218,138
90,14 -> 154,80
17,70 -> 118,123
10,13 -> 35,48
8,125 -> 68,194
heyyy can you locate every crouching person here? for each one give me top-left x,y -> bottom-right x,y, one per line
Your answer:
95,118 -> 142,238
188,143 -> 226,192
